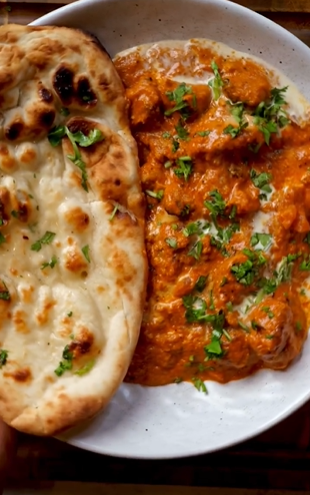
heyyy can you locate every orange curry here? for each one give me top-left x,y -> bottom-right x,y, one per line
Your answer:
114,42 -> 310,389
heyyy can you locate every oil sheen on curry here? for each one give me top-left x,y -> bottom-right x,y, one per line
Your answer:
114,39 -> 310,390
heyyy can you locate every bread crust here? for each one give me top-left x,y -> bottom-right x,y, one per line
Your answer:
0,24 -> 147,436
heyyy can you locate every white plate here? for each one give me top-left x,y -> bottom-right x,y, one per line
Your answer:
32,0 -> 310,459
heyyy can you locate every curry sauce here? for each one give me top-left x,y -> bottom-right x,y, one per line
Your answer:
114,40 -> 310,389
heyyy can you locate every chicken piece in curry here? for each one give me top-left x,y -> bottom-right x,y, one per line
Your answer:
114,41 -> 310,389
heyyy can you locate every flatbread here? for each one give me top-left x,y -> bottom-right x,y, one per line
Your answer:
0,24 -> 147,436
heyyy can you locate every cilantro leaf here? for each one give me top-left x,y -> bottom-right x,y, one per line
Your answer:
82,245 -> 91,263
231,249 -> 266,286
31,231 -> 56,252
0,280 -> 10,301
182,220 -> 210,237
208,60 -> 224,100
196,130 -> 210,137
188,240 -> 203,260
175,120 -> 189,140
174,156 -> 193,181
69,129 -> 103,147
165,83 -> 195,118
165,237 -> 178,249
41,255 -> 58,270
205,338 -> 223,356
145,189 -> 164,200
75,359 -> 96,376
204,189 -> 226,222
252,86 -> 290,145
195,275 -> 207,292
48,126 -> 104,192
250,169 -> 272,199
54,344 -> 74,377
192,377 -> 208,394
300,256 -> 310,271
250,232 -> 272,250
0,349 -> 8,368
182,295 -> 207,322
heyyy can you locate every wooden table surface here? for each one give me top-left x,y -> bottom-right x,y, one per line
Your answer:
3,0 -> 310,492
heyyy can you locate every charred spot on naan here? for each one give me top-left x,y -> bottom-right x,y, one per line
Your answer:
4,107 -> 56,143
53,65 -> 97,107
64,207 -> 90,233
68,328 -> 94,359
0,186 -> 11,225
38,83 -> 54,104
4,367 -> 32,383
64,240 -> 89,275
0,145 -> 16,172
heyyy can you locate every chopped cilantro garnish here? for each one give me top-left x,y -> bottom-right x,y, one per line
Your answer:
48,125 -> 104,191
182,220 -> 209,237
54,344 -> 74,377
188,240 -> 203,260
0,349 -> 8,368
60,107 -> 70,116
250,169 -> 272,200
0,232 -> 5,245
210,223 -> 239,256
226,301 -> 233,312
165,237 -> 178,249
67,311 -> 73,317
205,338 -> 222,357
208,60 -> 224,100
192,377 -> 208,394
296,321 -> 302,332
180,204 -> 191,217
204,190 -> 226,223
31,231 -> 56,252
250,232 -> 272,250
252,86 -> 290,145
171,139 -> 180,153
174,156 -> 193,181
41,255 -> 58,270
174,377 -> 183,384
223,329 -> 232,342
109,203 -> 120,221
299,254 -> 310,271
224,103 -> 248,139
175,120 -> 189,140
238,321 -> 250,333
0,280 -> 10,301
231,249 -> 266,286
82,245 -> 91,263
209,290 -> 215,310
262,306 -> 274,319
75,359 -> 96,376
165,83 -> 195,118
162,131 -> 171,139
304,232 -> 310,245
146,189 -> 164,200
182,294 -> 207,323
11,210 -> 19,219
229,205 -> 237,220
195,275 -> 207,292
196,130 -> 210,137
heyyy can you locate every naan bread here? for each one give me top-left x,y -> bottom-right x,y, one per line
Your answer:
0,24 -> 147,436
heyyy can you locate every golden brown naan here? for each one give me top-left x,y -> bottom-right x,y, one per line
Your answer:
0,24 -> 147,436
